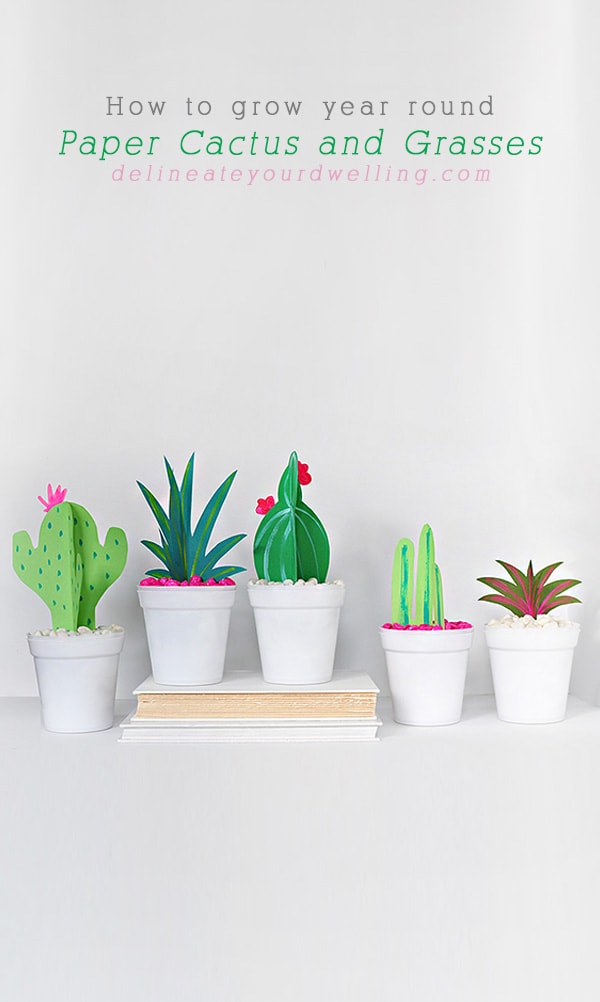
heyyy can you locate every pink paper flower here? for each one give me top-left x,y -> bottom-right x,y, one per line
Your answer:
38,483 -> 67,512
256,495 -> 275,515
298,461 -> 312,486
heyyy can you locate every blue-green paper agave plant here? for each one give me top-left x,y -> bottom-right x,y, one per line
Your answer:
137,454 -> 246,582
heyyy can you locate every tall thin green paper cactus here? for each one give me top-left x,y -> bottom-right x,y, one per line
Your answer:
391,524 -> 445,627
254,451 -> 330,582
13,486 -> 127,630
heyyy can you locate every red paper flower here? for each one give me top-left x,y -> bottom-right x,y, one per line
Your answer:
256,495 -> 275,515
298,461 -> 312,486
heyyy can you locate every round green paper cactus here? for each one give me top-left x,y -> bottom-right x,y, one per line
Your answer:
253,451 -> 330,582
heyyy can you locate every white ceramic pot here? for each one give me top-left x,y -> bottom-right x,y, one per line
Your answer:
485,623 -> 580,723
248,582 -> 345,685
138,585 -> 236,685
379,626 -> 474,725
27,630 -> 125,733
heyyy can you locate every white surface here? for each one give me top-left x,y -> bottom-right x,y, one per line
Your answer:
2,694 -> 600,1000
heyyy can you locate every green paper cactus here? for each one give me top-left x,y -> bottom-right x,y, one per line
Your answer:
70,504 -> 128,627
137,454 -> 246,582
391,524 -> 445,627
253,451 -> 330,582
13,485 -> 127,630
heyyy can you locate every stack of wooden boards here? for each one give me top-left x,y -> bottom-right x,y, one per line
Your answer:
120,670 -> 381,742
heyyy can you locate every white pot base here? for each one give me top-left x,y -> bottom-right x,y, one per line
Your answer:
28,631 -> 124,733
485,625 -> 580,725
248,583 -> 345,685
380,627 -> 473,726
138,586 -> 235,686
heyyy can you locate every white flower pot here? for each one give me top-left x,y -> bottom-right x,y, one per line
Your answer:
138,585 -> 236,685
248,582 -> 345,684
485,624 -> 580,723
27,630 -> 125,733
379,627 -> 474,725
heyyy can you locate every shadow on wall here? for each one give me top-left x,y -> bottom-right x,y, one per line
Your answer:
571,597 -> 600,705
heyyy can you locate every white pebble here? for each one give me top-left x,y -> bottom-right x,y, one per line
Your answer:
487,612 -> 577,630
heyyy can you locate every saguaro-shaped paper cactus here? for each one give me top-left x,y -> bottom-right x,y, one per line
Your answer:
391,523 -> 445,627
253,451 -> 330,582
13,487 -> 127,630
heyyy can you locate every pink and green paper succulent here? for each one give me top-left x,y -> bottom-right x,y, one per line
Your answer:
477,560 -> 581,618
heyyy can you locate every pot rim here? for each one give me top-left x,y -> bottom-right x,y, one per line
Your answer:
27,629 -> 125,658
247,580 -> 344,588
27,627 -> 124,640
248,580 -> 345,610
137,583 -> 236,590
484,622 -> 580,651
138,584 -> 237,610
379,624 -> 474,653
